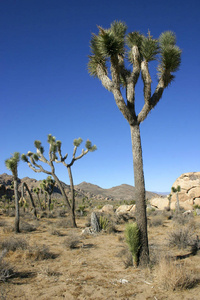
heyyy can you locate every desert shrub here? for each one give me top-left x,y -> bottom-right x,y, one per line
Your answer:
3,226 -> 14,234
148,216 -> 164,227
63,232 -> 81,249
0,237 -> 28,252
25,245 -> 56,260
117,247 -> 133,269
0,220 -> 7,227
172,211 -> 193,225
125,223 -> 140,266
20,221 -> 38,232
155,257 -> 199,290
49,226 -> 65,236
55,217 -> 72,228
56,208 -> 67,218
167,227 -> 195,249
0,250 -> 14,282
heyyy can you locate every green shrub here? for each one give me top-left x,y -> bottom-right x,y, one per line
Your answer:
125,223 -> 140,266
99,215 -> 109,230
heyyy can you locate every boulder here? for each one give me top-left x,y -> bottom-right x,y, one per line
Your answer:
150,197 -> 169,210
101,204 -> 114,214
116,205 -> 135,216
171,172 -> 200,210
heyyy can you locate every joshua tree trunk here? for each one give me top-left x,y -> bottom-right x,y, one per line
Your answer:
130,124 -> 149,266
176,192 -> 180,213
21,182 -> 37,218
52,173 -> 77,227
14,176 -> 20,233
67,166 -> 77,228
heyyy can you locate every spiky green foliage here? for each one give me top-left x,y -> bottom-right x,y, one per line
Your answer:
73,138 -> 83,147
85,140 -> 97,152
88,21 -> 181,87
172,185 -> 181,193
158,31 -> 181,84
125,223 -> 141,265
34,140 -> 41,149
5,152 -> 20,175
141,34 -> 159,62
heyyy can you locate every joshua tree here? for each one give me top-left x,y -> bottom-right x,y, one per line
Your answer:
40,176 -> 55,211
33,187 -> 43,210
88,21 -> 181,265
171,185 -> 181,212
5,152 -> 20,233
21,134 -> 96,227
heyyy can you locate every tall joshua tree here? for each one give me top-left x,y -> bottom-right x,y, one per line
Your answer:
21,134 -> 96,227
5,152 -> 20,233
88,21 -> 181,265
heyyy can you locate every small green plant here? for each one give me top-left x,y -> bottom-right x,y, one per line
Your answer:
125,223 -> 140,266
99,215 -> 109,230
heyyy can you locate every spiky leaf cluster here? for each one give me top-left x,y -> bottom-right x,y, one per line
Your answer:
141,35 -> 159,62
158,31 -> 181,83
85,140 -> 97,152
5,152 -> 20,174
73,138 -> 83,147
88,21 -> 127,77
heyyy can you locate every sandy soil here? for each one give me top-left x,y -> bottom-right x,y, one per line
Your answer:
0,212 -> 200,300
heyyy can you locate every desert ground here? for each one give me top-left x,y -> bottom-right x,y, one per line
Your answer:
0,207 -> 200,300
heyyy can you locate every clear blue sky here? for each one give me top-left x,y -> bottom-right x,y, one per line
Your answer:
1,0 -> 199,192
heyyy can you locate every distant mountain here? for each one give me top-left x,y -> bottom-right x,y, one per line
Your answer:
75,182 -> 159,201
0,174 -> 159,202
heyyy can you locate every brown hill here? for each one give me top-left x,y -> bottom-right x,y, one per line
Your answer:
0,173 -> 158,201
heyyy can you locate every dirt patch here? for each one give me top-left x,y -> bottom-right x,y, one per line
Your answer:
0,214 -> 200,299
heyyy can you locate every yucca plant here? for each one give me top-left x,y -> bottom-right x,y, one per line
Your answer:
125,223 -> 141,266
5,152 -> 20,233
88,21 -> 181,266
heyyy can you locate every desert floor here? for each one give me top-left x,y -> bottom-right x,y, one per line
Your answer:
0,210 -> 200,300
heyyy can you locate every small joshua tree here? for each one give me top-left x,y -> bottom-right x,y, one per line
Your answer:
33,187 -> 43,210
40,176 -> 55,212
171,185 -> 181,213
5,152 -> 20,233
21,134 -> 96,227
125,222 -> 140,266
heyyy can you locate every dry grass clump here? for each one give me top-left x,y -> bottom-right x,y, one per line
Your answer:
0,220 -> 7,227
49,226 -> 65,236
25,244 -> 57,260
167,227 -> 194,249
148,215 -> 164,227
116,247 -> 133,269
172,211 -> 193,225
55,217 -> 72,228
0,250 -> 14,282
63,232 -> 81,249
20,221 -> 38,232
155,257 -> 199,291
0,237 -> 28,252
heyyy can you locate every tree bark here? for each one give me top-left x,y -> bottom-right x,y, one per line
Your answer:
130,123 -> 149,266
21,182 -> 37,218
14,176 -> 20,233
51,173 -> 77,228
67,166 -> 77,228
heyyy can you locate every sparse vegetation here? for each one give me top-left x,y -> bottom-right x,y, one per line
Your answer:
167,226 -> 195,249
155,257 -> 199,291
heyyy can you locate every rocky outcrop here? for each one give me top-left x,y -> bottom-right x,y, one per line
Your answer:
171,172 -> 200,210
150,197 -> 169,210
